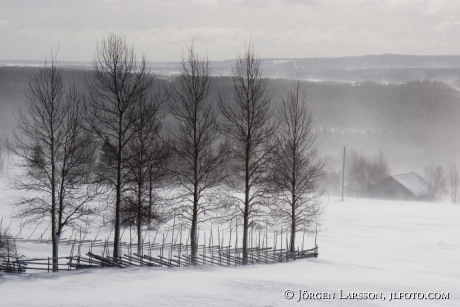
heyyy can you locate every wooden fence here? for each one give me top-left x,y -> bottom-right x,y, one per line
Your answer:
1,225 -> 319,273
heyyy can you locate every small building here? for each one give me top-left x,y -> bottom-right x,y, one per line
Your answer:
368,172 -> 431,201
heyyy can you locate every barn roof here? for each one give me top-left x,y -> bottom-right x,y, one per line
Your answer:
390,172 -> 429,197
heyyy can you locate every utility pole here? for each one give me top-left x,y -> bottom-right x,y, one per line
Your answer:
342,146 -> 346,201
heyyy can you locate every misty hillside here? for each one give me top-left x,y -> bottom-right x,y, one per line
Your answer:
3,54 -> 460,84
259,54 -> 460,84
265,54 -> 460,71
1,65 -> 459,174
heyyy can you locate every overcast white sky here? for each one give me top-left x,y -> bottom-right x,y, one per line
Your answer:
1,0 -> 460,61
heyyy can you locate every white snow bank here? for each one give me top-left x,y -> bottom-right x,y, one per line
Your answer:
1,197 -> 459,306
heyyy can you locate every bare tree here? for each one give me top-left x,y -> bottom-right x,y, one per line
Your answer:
347,150 -> 390,197
373,151 -> 391,183
346,151 -> 367,196
219,43 -> 274,264
123,94 -> 170,254
9,55 -> 100,271
85,33 -> 154,259
424,164 -> 447,201
448,164 -> 459,204
166,46 -> 228,263
269,82 -> 324,252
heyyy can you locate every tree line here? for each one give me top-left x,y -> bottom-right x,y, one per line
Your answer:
7,33 -> 324,270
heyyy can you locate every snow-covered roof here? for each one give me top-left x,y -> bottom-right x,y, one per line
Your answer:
391,172 -> 430,197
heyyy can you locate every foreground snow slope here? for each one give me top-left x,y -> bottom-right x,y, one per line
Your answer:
1,192 -> 459,306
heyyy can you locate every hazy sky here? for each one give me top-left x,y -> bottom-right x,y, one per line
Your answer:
1,0 -> 460,61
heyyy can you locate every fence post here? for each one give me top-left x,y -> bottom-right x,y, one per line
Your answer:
48,257 -> 50,273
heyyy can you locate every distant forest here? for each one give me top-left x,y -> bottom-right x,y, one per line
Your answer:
1,66 -> 459,173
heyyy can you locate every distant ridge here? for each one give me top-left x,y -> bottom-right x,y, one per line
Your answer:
3,54 -> 460,83
281,54 -> 460,70
2,54 -> 460,69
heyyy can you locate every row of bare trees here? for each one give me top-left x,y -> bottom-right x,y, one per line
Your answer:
8,33 -> 324,269
164,43 -> 324,264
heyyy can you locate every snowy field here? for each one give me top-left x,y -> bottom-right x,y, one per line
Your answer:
1,176 -> 459,306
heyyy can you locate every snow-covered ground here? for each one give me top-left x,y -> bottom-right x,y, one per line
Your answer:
1,174 -> 459,306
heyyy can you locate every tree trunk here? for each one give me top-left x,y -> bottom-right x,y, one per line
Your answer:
290,190 -> 296,252
114,133 -> 122,259
149,165 -> 152,222
290,218 -> 296,253
137,216 -> 142,255
242,207 -> 248,264
52,233 -> 60,272
291,141 -> 297,253
137,191 -> 142,255
190,184 -> 198,264
114,110 -> 124,260
190,196 -> 198,265
51,125 -> 58,272
191,109 -> 199,265
242,139 -> 250,264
